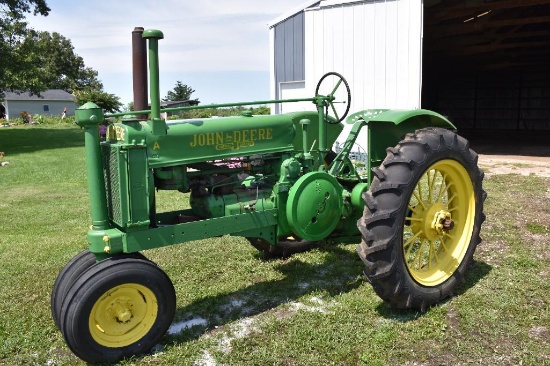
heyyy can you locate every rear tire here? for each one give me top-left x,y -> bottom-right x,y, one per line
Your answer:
357,127 -> 486,311
59,256 -> 175,363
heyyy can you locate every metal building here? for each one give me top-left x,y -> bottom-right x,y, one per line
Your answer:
269,0 -> 550,131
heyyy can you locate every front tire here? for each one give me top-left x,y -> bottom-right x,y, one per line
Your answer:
59,256 -> 175,363
51,250 -> 97,330
51,250 -> 148,330
357,127 -> 486,311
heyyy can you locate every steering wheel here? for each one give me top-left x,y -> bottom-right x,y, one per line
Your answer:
315,72 -> 351,124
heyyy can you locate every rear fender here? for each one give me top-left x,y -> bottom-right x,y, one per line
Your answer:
345,109 -> 455,183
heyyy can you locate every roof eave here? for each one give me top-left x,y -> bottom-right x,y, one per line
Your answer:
268,0 -> 321,28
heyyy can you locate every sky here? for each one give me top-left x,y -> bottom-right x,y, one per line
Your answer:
27,0 -> 309,106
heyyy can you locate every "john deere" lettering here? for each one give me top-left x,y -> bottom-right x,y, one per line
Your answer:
190,128 -> 273,151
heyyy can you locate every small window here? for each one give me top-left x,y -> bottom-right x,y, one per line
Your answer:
43,105 -> 49,112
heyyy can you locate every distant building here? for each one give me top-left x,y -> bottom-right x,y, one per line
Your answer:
1,89 -> 76,120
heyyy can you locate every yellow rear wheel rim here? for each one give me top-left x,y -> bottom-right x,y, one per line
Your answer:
89,283 -> 158,347
404,159 -> 475,286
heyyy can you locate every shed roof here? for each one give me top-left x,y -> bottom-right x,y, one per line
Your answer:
3,89 -> 75,101
269,0 -> 320,28
269,0 -> 375,28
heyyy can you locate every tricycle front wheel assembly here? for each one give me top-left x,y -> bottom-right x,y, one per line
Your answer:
56,255 -> 175,363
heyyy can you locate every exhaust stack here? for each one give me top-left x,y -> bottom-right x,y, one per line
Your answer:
132,27 -> 148,119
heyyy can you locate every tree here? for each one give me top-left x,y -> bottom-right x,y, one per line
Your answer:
16,31 -> 103,92
0,0 -> 49,17
4,30 -> 103,95
1,0 -> 102,98
74,89 -> 122,114
1,0 -> 50,95
164,81 -> 199,104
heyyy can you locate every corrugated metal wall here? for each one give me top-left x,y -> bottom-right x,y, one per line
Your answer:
272,12 -> 306,113
274,12 -> 305,85
271,0 -> 423,117
305,0 -> 423,115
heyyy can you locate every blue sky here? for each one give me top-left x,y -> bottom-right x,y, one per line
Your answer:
27,0 -> 305,106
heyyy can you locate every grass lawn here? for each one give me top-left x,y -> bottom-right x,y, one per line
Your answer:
0,124 -> 548,365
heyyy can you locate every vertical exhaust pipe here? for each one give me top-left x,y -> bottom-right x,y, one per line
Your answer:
132,27 -> 147,119
142,29 -> 165,135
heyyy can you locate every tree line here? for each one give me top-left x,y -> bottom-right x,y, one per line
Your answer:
1,1 -> 269,117
0,0 -> 123,112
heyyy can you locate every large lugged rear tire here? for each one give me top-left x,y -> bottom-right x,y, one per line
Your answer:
357,127 -> 486,311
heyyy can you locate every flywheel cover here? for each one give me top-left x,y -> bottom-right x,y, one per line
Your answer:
286,172 -> 343,241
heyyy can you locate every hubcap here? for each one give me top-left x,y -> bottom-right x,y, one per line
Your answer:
89,284 -> 158,347
404,159 -> 476,286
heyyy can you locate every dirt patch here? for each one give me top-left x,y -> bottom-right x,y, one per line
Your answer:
479,155 -> 550,177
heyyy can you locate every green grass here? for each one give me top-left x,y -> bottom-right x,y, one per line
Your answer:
1,125 -> 549,365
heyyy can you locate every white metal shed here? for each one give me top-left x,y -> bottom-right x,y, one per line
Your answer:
270,0 -> 550,132
269,0 -> 423,116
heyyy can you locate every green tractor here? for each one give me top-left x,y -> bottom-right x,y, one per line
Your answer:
51,29 -> 485,363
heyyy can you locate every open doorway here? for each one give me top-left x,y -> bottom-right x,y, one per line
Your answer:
421,0 -> 550,133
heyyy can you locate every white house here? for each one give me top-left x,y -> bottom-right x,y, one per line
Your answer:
1,89 -> 77,120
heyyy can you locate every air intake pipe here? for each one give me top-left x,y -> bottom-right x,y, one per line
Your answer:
143,29 -> 163,121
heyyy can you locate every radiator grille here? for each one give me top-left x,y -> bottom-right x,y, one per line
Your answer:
102,144 -> 122,225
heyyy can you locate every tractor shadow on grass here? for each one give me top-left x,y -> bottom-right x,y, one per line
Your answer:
374,259 -> 493,321
160,243 -> 366,346
158,247 -> 492,353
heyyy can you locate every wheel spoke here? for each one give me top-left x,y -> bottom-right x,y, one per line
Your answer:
431,240 -> 440,263
330,78 -> 343,95
415,239 -> 427,270
408,204 -> 420,214
440,236 -> 449,252
330,103 -> 340,121
428,240 -> 434,269
447,193 -> 457,205
413,190 -> 427,210
435,173 -> 448,203
417,180 -> 424,203
404,230 -> 423,258
427,170 -> 436,203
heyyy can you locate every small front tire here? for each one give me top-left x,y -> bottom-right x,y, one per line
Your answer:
59,256 -> 175,363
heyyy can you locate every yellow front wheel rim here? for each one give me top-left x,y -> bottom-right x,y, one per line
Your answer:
404,159 -> 476,286
89,283 -> 158,347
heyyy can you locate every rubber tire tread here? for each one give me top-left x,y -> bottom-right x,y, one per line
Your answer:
59,256 -> 175,363
51,250 -> 97,330
51,250 -> 148,330
357,127 -> 486,311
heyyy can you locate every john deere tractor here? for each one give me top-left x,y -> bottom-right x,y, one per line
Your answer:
51,28 -> 485,363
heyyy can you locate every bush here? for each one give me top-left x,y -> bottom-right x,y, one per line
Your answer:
170,106 -> 271,120
7,114 -> 75,125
